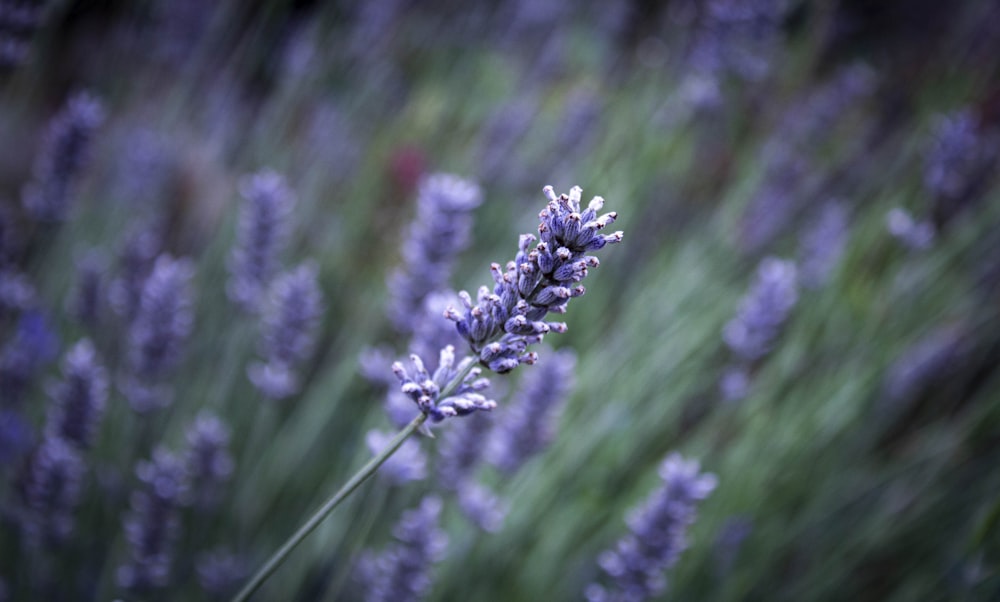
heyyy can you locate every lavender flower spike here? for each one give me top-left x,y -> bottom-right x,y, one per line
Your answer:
722,257 -> 797,363
248,261 -> 324,400
123,255 -> 194,412
392,345 -> 496,422
585,454 -> 717,602
19,434 -> 85,549
227,170 -> 296,312
445,185 -> 623,374
22,92 -> 105,222
118,447 -> 189,592
184,412 -> 235,511
490,348 -> 576,474
366,429 -> 427,484
388,173 -> 482,334
44,338 -> 108,450
356,496 -> 448,602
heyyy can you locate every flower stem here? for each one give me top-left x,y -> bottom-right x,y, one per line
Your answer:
231,411 -> 427,602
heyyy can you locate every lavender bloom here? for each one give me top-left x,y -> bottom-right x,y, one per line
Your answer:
184,412 -> 234,511
0,409 -> 33,464
798,202 -> 849,289
586,454 -> 717,602
44,339 -> 107,450
0,310 -> 59,406
490,348 -> 576,474
19,434 -> 85,548
445,185 -> 622,374
387,174 -> 482,335
392,345 -> 496,422
924,110 -> 985,203
356,496 -> 448,602
0,268 -> 35,315
456,480 -> 508,533
117,447 -> 188,592
366,429 -> 427,484
0,0 -> 44,67
197,549 -> 249,600
66,250 -> 106,328
688,0 -> 788,83
722,257 -> 797,363
123,255 -> 194,413
227,170 -> 295,312
108,222 -> 163,323
248,261 -> 323,400
21,92 -> 105,222
436,412 -> 493,490
886,208 -> 935,250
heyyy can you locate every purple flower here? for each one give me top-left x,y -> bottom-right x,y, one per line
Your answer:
227,170 -> 296,312
366,429 -> 427,485
586,454 -> 717,602
248,261 -> 324,400
0,1 -> 45,67
18,434 -> 85,549
489,348 -> 576,474
0,409 -> 33,464
0,268 -> 35,316
123,255 -> 194,413
387,174 -> 482,335
0,310 -> 59,406
184,412 -> 234,511
436,412 -> 493,490
722,257 -> 797,363
355,496 -> 448,602
798,202 -> 849,289
445,185 -> 622,374
924,109 -> 986,203
44,339 -> 108,450
197,549 -> 249,600
392,346 -> 496,422
117,447 -> 188,592
886,208 -> 935,250
688,0 -> 788,83
456,480 -> 508,533
22,92 -> 105,221
108,221 -> 163,323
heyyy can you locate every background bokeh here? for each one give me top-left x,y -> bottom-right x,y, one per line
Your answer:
2,1 -> 1000,600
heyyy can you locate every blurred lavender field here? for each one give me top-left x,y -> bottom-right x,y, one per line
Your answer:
2,1 -> 1000,600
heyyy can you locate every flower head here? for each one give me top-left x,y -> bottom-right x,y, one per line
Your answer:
445,185 -> 622,374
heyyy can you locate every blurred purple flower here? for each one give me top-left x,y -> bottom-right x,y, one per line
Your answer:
456,480 -> 508,533
22,92 -> 105,222
197,548 -> 249,600
44,339 -> 107,450
227,170 -> 296,312
436,412 -> 493,490
0,0 -> 45,68
248,261 -> 323,401
355,496 -> 448,602
117,447 -> 188,592
366,429 -> 427,485
586,453 -> 717,602
122,255 -> 194,413
722,257 -> 797,364
886,207 -> 935,250
489,348 -> 576,474
108,221 -> 163,323
798,202 -> 849,289
19,434 -> 85,549
184,412 -> 234,511
387,173 -> 482,335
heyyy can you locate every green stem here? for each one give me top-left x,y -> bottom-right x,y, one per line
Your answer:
231,411 -> 427,602
231,355 -> 479,601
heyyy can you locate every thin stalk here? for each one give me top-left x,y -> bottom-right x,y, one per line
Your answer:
232,411 -> 426,602
232,356 -> 478,601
